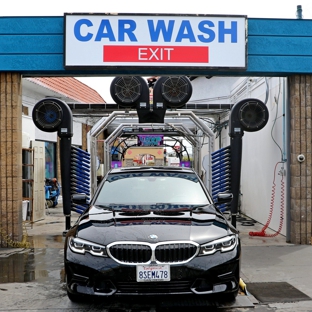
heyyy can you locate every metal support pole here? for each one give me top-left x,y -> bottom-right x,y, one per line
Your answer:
60,137 -> 72,231
230,134 -> 243,228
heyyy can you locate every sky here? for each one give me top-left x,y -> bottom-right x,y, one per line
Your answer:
2,0 -> 312,103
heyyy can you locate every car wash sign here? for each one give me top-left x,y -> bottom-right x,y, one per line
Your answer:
64,14 -> 246,69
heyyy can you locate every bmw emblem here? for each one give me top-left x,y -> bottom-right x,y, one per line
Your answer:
148,234 -> 158,240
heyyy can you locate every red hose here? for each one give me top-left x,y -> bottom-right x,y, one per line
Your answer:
249,162 -> 285,237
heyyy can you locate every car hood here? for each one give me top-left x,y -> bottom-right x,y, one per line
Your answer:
74,205 -> 237,245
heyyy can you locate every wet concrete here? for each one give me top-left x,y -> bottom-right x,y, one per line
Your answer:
0,246 -> 255,311
0,206 -> 311,311
0,247 -> 63,284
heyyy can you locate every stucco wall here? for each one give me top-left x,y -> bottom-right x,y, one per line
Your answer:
289,75 -> 312,244
0,73 -> 23,246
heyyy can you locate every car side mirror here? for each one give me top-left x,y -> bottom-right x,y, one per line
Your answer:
72,193 -> 88,205
215,192 -> 233,204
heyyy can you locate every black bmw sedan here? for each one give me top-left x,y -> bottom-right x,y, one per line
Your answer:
64,166 -> 240,302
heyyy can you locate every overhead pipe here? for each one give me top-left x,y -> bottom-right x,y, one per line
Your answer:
296,5 -> 303,19
88,110 -> 216,194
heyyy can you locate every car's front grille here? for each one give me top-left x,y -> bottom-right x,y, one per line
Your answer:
107,241 -> 199,265
109,243 -> 152,263
116,281 -> 193,294
155,243 -> 198,263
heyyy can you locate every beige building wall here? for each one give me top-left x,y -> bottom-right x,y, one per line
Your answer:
289,75 -> 312,244
0,73 -> 23,247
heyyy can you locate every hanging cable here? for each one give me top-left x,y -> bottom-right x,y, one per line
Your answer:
264,77 -> 269,105
270,77 -> 283,160
249,78 -> 285,237
249,161 -> 285,237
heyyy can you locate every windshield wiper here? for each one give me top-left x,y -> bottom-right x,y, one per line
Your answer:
191,204 -> 216,213
94,204 -> 114,211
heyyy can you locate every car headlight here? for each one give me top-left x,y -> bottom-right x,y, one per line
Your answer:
68,237 -> 107,257
199,235 -> 238,256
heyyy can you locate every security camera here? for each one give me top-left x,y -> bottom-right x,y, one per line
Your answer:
297,154 -> 305,163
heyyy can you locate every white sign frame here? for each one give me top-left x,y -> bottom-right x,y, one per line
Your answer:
64,13 -> 247,70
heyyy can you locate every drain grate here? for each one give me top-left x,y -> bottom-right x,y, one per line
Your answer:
247,282 -> 311,303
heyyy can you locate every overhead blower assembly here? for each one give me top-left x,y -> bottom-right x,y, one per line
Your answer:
110,76 -> 193,123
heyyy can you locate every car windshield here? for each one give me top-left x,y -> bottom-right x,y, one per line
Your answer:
94,171 -> 211,208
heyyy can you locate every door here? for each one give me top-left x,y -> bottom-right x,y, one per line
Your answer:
31,140 -> 45,222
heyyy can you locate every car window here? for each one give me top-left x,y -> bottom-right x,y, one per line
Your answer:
94,172 -> 211,208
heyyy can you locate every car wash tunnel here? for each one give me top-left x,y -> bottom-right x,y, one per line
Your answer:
1,9 -> 312,311
31,76 -> 269,230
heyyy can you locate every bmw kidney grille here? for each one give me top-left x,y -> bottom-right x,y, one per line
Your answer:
107,241 -> 199,265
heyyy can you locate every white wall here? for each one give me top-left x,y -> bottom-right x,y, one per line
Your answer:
24,118 -> 81,145
191,76 -> 287,235
22,116 -> 36,144
240,78 -> 287,235
72,120 -> 82,146
34,127 -> 58,142
190,76 -> 239,104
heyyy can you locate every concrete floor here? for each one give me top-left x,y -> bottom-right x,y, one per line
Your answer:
0,205 -> 312,311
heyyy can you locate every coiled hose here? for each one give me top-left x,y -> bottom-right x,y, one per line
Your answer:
249,162 -> 285,237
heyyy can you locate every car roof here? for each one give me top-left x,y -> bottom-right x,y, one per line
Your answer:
108,166 -> 196,175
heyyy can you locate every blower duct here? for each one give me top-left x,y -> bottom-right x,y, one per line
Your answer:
110,76 -> 152,123
149,76 -> 193,123
154,76 -> 193,108
32,98 -> 73,230
32,99 -> 62,131
110,76 -> 149,108
229,98 -> 269,135
228,98 -> 269,227
238,99 -> 269,132
32,98 -> 73,137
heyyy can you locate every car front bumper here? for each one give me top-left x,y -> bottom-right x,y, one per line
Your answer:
65,245 -> 240,297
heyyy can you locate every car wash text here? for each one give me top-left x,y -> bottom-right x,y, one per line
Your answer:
64,14 -> 246,68
73,19 -> 238,43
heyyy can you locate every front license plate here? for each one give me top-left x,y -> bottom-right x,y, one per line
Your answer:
136,264 -> 170,282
